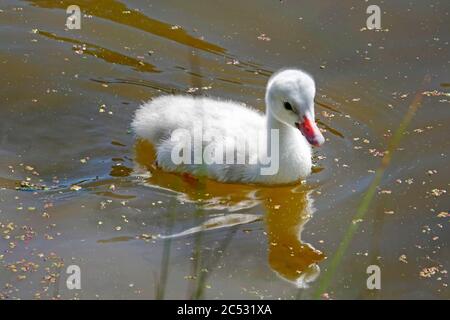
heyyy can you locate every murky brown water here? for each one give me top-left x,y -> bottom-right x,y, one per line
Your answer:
0,0 -> 449,299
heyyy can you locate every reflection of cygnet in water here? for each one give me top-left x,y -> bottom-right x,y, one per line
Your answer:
263,187 -> 324,288
133,139 -> 324,288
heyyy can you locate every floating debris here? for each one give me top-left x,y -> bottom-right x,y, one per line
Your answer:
352,218 -> 363,225
360,26 -> 390,32
257,33 -> 271,41
422,90 -> 450,97
420,266 -> 439,278
138,233 -> 156,241
16,181 -> 47,192
70,185 -> 82,191
437,211 -> 449,218
429,189 -> 446,197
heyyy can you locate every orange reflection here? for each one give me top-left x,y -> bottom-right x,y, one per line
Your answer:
134,139 -> 325,286
28,0 -> 225,54
38,31 -> 159,73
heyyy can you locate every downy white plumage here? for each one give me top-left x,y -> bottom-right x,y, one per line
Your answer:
132,69 -> 324,185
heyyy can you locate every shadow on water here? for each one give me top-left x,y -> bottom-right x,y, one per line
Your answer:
133,139 -> 325,295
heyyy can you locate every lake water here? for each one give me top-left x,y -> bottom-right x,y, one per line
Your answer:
0,0 -> 448,299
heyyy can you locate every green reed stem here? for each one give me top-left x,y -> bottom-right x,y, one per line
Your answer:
313,78 -> 428,299
156,200 -> 176,300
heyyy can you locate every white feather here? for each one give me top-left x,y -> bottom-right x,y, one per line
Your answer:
132,69 -> 320,185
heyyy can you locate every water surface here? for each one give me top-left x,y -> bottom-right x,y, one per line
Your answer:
0,0 -> 449,299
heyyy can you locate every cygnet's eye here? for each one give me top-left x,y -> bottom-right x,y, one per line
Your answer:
283,102 -> 293,111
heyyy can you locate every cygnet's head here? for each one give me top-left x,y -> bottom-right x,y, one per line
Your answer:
265,69 -> 325,147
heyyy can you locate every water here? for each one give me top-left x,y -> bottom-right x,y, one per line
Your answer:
0,0 -> 448,299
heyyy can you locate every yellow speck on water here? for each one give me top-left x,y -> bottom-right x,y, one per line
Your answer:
437,212 -> 449,218
44,234 -> 54,240
422,90 -> 450,97
140,233 -> 153,240
257,33 -> 271,41
420,266 -> 439,278
70,185 -> 82,191
430,189 -> 446,197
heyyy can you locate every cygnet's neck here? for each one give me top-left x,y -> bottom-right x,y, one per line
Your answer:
264,98 -> 312,181
265,100 -> 297,147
